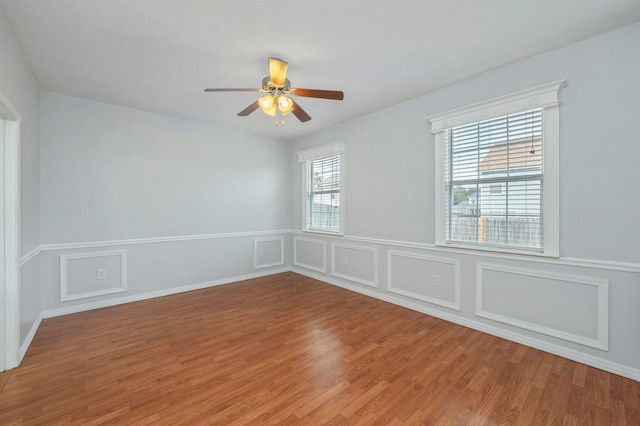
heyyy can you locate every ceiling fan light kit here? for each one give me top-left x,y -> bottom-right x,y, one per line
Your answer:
205,57 -> 344,126
257,94 -> 294,124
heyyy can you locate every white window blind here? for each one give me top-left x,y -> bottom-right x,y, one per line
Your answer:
445,108 -> 544,251
306,154 -> 341,233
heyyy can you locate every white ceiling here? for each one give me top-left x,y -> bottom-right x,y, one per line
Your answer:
2,1 -> 640,140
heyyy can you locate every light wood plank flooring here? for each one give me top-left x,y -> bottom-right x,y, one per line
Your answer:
1,272 -> 638,424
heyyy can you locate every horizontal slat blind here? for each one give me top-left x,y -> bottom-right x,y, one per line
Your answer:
306,154 -> 341,232
445,108 -> 544,251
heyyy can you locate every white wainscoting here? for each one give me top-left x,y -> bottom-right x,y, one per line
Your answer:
60,250 -> 128,302
331,243 -> 377,287
17,229 -> 640,381
387,250 -> 460,310
476,262 -> 609,350
293,237 -> 326,273
254,237 -> 284,269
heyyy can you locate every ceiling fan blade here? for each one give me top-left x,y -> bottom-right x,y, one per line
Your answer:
237,101 -> 260,116
204,88 -> 259,92
291,88 -> 344,100
269,57 -> 288,87
291,100 -> 311,122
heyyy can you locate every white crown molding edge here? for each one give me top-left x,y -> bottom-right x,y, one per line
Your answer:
291,267 -> 640,382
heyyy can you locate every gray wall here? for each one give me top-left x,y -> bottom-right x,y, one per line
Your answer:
41,92 -> 291,243
38,92 -> 292,313
292,22 -> 640,263
290,23 -> 640,378
0,5 -> 40,255
0,5 -> 41,350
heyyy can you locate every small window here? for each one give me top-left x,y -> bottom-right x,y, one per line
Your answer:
297,142 -> 346,234
490,184 -> 503,195
429,81 -> 564,256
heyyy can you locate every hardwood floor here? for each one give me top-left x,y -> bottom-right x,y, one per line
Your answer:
1,272 -> 638,425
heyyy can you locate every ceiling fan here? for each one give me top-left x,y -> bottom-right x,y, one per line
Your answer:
204,58 -> 344,125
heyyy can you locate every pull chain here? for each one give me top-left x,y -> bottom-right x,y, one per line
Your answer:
273,99 -> 285,126
529,110 -> 535,154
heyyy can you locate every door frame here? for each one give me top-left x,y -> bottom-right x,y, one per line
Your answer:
0,90 -> 21,371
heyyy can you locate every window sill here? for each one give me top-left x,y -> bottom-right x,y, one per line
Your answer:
436,242 -> 559,259
303,229 -> 344,237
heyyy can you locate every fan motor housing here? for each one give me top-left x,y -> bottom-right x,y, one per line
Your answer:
262,76 -> 291,91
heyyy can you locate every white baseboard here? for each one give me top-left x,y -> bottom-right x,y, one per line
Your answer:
291,267 -> 640,382
20,314 -> 43,362
19,265 -> 640,382
19,268 -> 289,363
41,267 -> 291,319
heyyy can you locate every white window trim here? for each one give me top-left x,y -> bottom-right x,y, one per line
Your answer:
427,81 -> 566,257
297,141 -> 347,235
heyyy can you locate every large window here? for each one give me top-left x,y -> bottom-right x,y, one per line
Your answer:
446,109 -> 543,250
429,82 -> 564,256
297,142 -> 346,234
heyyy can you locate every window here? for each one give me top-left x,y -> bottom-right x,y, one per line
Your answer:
446,108 -> 543,250
428,81 -> 565,256
297,142 -> 346,234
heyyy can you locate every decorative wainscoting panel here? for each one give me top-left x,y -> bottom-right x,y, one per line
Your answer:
60,250 -> 127,302
387,250 -> 460,310
476,263 -> 609,350
254,237 -> 284,269
293,237 -> 326,273
331,243 -> 377,287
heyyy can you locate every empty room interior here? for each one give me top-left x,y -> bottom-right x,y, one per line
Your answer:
1,1 -> 639,424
